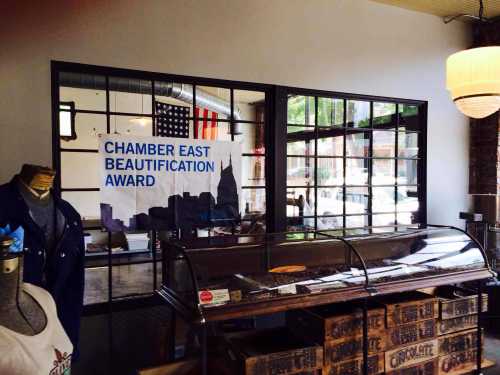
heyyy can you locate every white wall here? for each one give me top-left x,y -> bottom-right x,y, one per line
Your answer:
0,0 -> 471,227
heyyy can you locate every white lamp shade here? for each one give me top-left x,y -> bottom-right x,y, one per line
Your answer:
446,46 -> 500,119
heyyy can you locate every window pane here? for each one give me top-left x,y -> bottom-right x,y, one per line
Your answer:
317,216 -> 343,230
345,187 -> 368,214
397,212 -> 419,225
346,215 -> 368,228
372,187 -> 395,213
61,113 -> 107,150
346,158 -> 369,185
398,160 -> 418,185
287,138 -> 315,156
373,213 -> 396,227
287,157 -> 314,186
62,191 -> 100,220
346,131 -> 369,157
110,115 -> 152,137
318,98 -> 344,127
399,104 -> 419,131
196,86 -> 231,121
234,89 -> 265,122
373,159 -> 395,185
397,186 -> 419,212
109,78 -> 152,115
59,72 -> 107,111
317,135 -> 343,157
154,82 -> 194,115
317,188 -> 343,216
241,188 -> 265,215
61,152 -> 99,189
287,188 -> 315,217
347,100 -> 370,128
288,95 -> 315,125
242,156 -> 265,187
373,102 -> 396,127
317,158 -> 344,185
398,131 -> 419,158
234,123 -> 265,154
373,130 -> 395,158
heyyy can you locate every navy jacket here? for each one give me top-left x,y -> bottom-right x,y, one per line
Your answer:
0,179 -> 84,358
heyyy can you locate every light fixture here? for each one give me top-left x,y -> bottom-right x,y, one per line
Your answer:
129,91 -> 152,127
446,1 -> 500,119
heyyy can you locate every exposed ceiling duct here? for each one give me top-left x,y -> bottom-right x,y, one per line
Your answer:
59,72 -> 243,134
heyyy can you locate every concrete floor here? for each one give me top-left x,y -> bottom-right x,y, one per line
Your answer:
484,335 -> 500,374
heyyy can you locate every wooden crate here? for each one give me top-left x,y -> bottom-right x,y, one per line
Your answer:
387,319 -> 437,349
324,335 -> 386,364
438,328 -> 482,356
385,338 -> 438,372
437,349 -> 495,375
323,353 -> 384,375
287,304 -> 386,343
385,358 -> 438,375
378,291 -> 438,328
436,314 -> 478,336
223,328 -> 323,375
435,287 -> 488,320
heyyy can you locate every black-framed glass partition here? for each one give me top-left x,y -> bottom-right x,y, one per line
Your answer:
51,62 -> 427,309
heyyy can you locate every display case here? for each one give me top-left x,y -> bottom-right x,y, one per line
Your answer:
158,225 -> 494,324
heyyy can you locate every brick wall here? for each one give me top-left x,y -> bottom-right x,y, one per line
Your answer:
469,20 -> 500,196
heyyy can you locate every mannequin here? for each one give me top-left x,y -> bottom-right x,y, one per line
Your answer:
0,163 -> 85,359
16,164 -> 65,251
0,236 -> 74,375
0,236 -> 46,335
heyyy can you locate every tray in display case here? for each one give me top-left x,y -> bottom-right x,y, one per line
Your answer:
157,225 -> 495,323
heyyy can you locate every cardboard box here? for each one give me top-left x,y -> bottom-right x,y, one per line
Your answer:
387,319 -> 437,349
378,292 -> 438,328
287,304 -> 386,343
323,353 -> 384,375
438,329 -> 481,356
436,314 -> 478,336
437,349 -> 494,375
223,328 -> 323,375
385,359 -> 438,375
324,335 -> 385,364
435,287 -> 488,320
385,338 -> 438,372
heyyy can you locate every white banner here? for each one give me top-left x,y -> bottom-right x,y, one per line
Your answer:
99,134 -> 242,231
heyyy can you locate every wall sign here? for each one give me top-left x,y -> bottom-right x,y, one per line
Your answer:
99,134 -> 242,231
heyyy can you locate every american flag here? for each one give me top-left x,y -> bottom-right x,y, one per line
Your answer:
194,107 -> 219,140
155,102 -> 190,138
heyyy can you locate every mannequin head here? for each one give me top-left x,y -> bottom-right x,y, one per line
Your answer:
18,164 -> 56,194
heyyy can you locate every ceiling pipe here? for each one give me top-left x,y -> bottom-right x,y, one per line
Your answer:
59,72 -> 243,135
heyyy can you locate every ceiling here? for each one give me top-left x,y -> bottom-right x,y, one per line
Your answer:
371,0 -> 500,20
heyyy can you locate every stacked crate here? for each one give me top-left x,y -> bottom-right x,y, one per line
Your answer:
287,303 -> 386,375
379,292 -> 440,375
435,287 -> 494,375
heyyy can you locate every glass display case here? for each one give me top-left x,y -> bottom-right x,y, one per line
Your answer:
159,226 -> 494,323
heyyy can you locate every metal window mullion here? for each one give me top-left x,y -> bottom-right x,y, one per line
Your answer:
367,102 -> 373,233
314,96 -> 319,231
395,104 -> 400,227
342,99 -> 347,237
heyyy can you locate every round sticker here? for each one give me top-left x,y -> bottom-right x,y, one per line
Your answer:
199,291 -> 213,303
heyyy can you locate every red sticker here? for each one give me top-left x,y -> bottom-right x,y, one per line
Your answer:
199,291 -> 213,303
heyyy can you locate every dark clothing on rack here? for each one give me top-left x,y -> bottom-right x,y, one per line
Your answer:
0,178 -> 85,359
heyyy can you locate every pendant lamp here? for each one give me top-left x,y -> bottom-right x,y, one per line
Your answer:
446,1 -> 500,119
